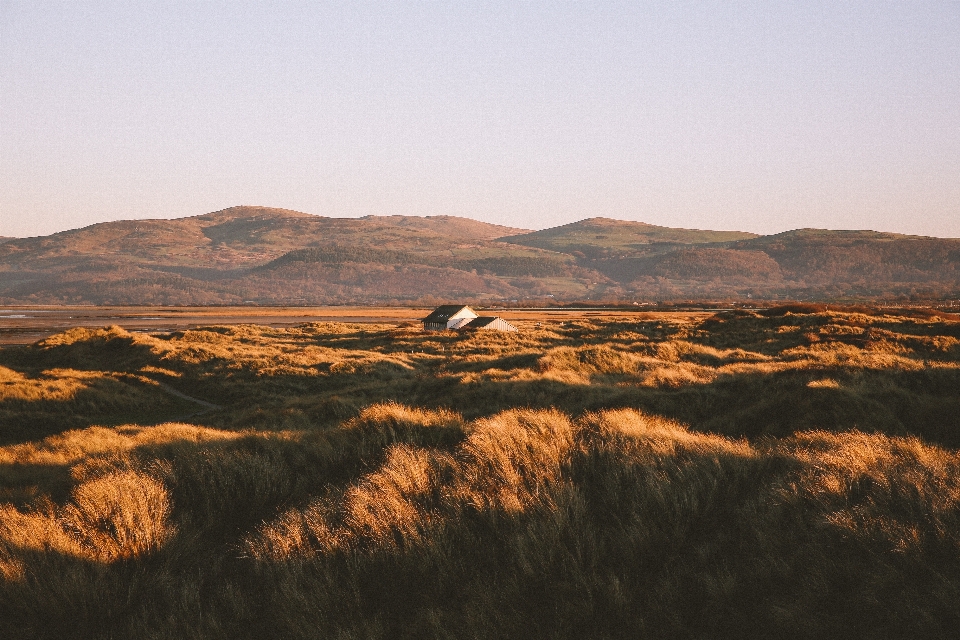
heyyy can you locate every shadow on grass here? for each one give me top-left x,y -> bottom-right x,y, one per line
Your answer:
0,328 -> 162,374
0,463 -> 73,507
368,366 -> 960,449
239,416 -> 960,639
0,373 -> 201,447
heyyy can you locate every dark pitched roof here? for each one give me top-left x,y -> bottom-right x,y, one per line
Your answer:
463,316 -> 498,328
422,305 -> 473,323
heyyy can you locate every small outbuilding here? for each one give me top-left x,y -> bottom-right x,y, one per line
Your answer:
421,305 -> 479,331
461,316 -> 518,332
421,305 -> 518,332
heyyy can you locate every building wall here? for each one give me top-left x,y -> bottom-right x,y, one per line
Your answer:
479,318 -> 517,332
445,308 -> 478,329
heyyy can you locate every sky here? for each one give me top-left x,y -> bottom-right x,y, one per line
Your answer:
1,1 -> 959,238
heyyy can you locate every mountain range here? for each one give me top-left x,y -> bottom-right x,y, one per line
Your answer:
1,206 -> 958,304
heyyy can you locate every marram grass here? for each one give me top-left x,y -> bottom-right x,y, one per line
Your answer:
1,308 -> 959,638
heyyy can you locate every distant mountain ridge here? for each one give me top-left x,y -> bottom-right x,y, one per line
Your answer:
1,206 -> 958,304
500,217 -> 757,257
0,206 -> 527,269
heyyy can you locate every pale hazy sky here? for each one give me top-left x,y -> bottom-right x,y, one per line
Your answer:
2,1 -> 959,238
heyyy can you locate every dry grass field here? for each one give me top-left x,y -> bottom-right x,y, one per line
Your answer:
1,306 -> 960,638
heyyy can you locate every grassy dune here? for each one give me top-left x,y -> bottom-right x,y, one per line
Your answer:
1,308 -> 959,638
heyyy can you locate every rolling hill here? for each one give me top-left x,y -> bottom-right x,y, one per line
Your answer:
0,207 -> 560,304
499,217 -> 757,258
0,206 -> 528,270
1,207 -> 958,304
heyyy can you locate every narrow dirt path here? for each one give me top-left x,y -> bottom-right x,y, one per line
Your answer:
153,381 -> 223,420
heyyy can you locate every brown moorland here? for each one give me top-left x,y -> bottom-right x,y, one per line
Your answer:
1,306 -> 960,638
3,207 -> 959,305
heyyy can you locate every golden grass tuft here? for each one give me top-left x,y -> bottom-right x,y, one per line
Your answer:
0,423 -> 241,469
340,444 -> 450,550
61,469 -> 174,561
580,408 -> 753,458
0,367 -> 92,402
0,469 -> 173,579
460,409 -> 574,512
340,401 -> 464,451
34,325 -> 135,348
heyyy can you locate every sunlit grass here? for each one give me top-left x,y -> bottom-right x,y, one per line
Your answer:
0,307 -> 959,637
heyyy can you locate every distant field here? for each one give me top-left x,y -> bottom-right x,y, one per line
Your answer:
2,305 -> 960,638
0,305 -> 710,345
